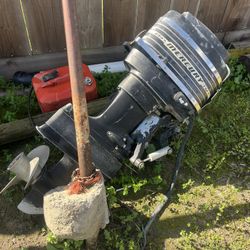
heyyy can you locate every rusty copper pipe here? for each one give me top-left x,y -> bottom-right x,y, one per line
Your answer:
62,0 -> 93,177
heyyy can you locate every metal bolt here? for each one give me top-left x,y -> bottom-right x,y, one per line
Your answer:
84,77 -> 92,85
138,162 -> 144,169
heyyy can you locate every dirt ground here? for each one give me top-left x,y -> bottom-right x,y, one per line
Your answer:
0,194 -> 46,250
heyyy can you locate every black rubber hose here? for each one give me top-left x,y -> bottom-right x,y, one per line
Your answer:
141,116 -> 195,249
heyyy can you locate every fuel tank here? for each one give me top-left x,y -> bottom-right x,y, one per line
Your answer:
32,64 -> 98,112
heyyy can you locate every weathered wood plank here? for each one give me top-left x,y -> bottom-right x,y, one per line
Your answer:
0,0 -> 30,57
0,97 -> 109,146
135,0 -> 171,35
197,0 -> 229,33
18,0 -> 103,54
221,0 -> 250,32
104,0 -> 137,46
76,0 -> 103,49
222,29 -> 250,45
170,0 -> 200,15
0,46 -> 127,80
230,40 -> 250,49
21,0 -> 66,54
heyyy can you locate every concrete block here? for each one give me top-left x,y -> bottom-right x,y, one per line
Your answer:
44,179 -> 109,240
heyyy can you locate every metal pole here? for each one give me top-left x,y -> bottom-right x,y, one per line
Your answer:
62,0 -> 93,177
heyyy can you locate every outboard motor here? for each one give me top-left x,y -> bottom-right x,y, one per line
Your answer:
19,11 -> 230,214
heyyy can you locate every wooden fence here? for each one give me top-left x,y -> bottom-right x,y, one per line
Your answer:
0,0 -> 250,58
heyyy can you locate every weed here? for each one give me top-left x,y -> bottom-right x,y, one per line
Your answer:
182,179 -> 195,190
46,231 -> 83,250
94,67 -> 127,97
0,84 -> 39,123
224,57 -> 250,92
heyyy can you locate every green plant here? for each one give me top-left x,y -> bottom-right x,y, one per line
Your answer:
184,75 -> 250,178
101,210 -> 143,250
224,57 -> 250,92
47,232 -> 83,250
94,67 -> 127,97
0,76 -> 10,89
0,84 -> 40,123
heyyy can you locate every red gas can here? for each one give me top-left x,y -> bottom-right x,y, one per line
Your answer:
32,64 -> 98,113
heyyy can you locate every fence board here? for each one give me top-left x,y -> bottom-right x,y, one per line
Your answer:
0,0 -> 250,59
197,0 -> 229,33
135,0 -> 171,35
76,0 -> 103,49
0,0 -> 30,57
104,0 -> 137,46
170,0 -> 200,15
21,0 -> 66,54
223,29 -> 250,45
0,46 -> 127,79
221,0 -> 250,32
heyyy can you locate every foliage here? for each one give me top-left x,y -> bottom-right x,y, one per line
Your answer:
184,57 -> 250,179
223,57 -> 250,92
46,232 -> 83,250
94,66 -> 127,97
99,161 -> 167,249
184,89 -> 250,178
102,210 -> 143,250
0,76 -> 7,89
0,83 -> 39,123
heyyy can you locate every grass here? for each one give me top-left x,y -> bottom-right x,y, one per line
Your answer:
0,82 -> 39,123
0,57 -> 249,249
